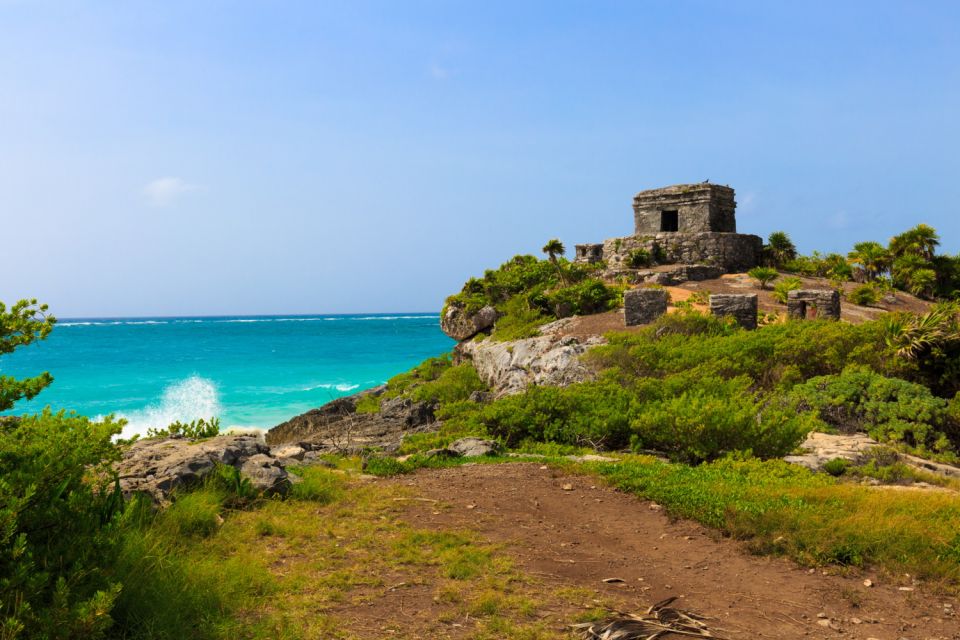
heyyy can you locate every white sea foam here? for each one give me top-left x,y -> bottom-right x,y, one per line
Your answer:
301,382 -> 360,392
116,376 -> 222,440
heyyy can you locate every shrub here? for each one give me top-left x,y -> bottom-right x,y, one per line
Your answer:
146,417 -> 220,439
537,278 -> 621,318
0,410 -> 125,639
847,284 -> 881,307
789,366 -> 959,452
822,458 -> 850,476
410,362 -> 486,405
772,276 -> 803,304
747,267 -> 779,289
489,296 -> 548,341
627,248 -> 652,268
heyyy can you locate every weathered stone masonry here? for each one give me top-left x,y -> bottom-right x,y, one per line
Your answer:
709,294 -> 759,330
575,183 -> 763,273
624,288 -> 669,326
787,289 -> 841,321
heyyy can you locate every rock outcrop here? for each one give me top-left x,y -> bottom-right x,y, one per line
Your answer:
265,386 -> 437,451
117,434 -> 291,505
457,325 -> 604,397
441,304 -> 499,341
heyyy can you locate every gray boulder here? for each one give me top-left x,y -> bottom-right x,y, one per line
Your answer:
238,453 -> 291,495
117,434 -> 291,505
448,437 -> 500,457
441,304 -> 499,341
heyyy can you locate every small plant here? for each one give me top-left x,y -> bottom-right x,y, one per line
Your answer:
627,248 -> 652,268
747,267 -> 779,290
822,458 -> 850,476
773,276 -> 803,304
688,290 -> 710,305
848,284 -> 881,307
147,417 -> 220,439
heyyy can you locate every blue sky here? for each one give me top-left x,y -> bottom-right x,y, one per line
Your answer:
2,1 -> 958,316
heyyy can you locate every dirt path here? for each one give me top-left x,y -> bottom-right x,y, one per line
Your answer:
384,463 -> 959,639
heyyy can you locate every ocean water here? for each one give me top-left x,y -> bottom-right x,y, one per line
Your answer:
0,314 -> 454,439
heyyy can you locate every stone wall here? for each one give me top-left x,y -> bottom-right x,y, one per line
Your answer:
574,243 -> 604,264
633,183 -> 736,234
787,289 -> 841,320
624,288 -> 668,326
602,232 -> 762,273
709,294 -> 758,330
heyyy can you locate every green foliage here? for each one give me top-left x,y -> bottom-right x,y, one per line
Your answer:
627,248 -> 652,268
847,283 -> 881,306
444,252 -> 623,340
0,299 -> 56,412
0,410 -> 125,640
789,366 -> 959,452
883,303 -> 960,395
353,393 -> 381,414
764,231 -> 798,267
488,296 -> 548,341
747,267 -> 778,289
847,241 -> 890,282
382,354 -> 455,400
821,458 -> 849,477
410,362 -> 487,405
531,278 -> 622,319
772,276 -> 803,304
146,417 -> 221,440
590,455 -> 960,580
289,467 -> 345,504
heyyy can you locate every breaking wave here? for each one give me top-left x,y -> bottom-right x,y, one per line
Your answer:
116,376 -> 222,439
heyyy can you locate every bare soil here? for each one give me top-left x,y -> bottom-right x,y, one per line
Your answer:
555,272 -> 931,338
375,463 -> 959,639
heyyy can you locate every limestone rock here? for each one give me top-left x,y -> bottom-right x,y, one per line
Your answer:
448,437 -> 500,457
784,432 -> 878,472
266,388 -> 437,452
709,293 -> 758,330
441,304 -> 499,341
457,330 -> 604,397
117,434 -> 289,505
238,453 -> 290,496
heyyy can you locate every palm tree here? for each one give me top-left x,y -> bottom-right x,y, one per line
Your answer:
847,241 -> 890,282
765,231 -> 797,267
542,238 -> 568,285
889,224 -> 940,261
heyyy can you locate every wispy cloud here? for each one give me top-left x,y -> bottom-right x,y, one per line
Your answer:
429,63 -> 451,80
143,177 -> 199,207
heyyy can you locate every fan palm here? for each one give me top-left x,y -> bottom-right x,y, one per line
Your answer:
542,238 -> 568,285
847,241 -> 890,282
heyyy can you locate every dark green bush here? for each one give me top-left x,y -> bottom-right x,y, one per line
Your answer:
628,248 -> 652,268
0,410 -> 125,639
847,284 -> 881,307
410,362 -> 487,405
789,366 -> 958,452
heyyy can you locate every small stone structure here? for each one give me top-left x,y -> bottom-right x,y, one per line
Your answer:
787,289 -> 841,320
575,183 -> 763,273
624,288 -> 669,326
634,183 -> 737,234
574,243 -> 604,264
709,294 -> 758,330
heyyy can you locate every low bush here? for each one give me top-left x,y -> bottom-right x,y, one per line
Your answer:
627,248 -> 652,268
847,284 -> 881,306
772,276 -> 803,304
0,410 -> 124,640
747,267 -> 779,289
146,417 -> 220,439
789,366 -> 959,453
289,467 -> 345,504
410,362 -> 486,405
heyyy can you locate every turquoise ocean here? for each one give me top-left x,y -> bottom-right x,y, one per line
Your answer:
0,314 -> 454,439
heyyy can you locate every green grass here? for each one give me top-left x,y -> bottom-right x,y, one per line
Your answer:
587,455 -> 960,583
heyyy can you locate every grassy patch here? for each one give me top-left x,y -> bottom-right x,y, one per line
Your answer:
587,455 -> 960,583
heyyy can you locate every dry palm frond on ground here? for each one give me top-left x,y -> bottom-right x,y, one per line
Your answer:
573,597 -> 726,640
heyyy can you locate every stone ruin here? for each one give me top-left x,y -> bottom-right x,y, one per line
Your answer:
624,288 -> 669,326
575,183 -> 763,273
787,289 -> 841,321
709,294 -> 758,330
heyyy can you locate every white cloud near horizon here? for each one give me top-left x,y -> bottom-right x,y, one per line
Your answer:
143,177 -> 199,207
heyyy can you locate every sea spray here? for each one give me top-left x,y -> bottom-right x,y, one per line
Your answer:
117,376 -> 222,439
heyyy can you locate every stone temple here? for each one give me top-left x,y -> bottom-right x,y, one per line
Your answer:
575,183 -> 762,273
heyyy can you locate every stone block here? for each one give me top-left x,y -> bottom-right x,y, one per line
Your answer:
786,289 -> 841,320
624,288 -> 669,326
709,293 -> 758,330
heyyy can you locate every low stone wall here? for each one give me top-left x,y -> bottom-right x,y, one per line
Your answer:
787,289 -> 841,320
624,288 -> 668,326
601,232 -> 762,273
709,294 -> 758,330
